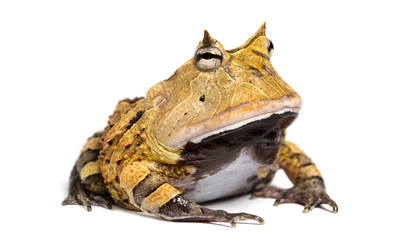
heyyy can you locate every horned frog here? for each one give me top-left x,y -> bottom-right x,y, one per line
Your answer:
62,23 -> 338,226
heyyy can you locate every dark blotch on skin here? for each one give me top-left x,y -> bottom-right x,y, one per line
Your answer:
132,174 -> 164,206
300,162 -> 315,168
126,111 -> 143,130
251,50 -> 270,60
158,195 -> 193,215
249,67 -> 262,77
262,64 -> 281,79
78,149 -> 100,170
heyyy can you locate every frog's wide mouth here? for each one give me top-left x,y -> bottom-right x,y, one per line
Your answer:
167,95 -> 301,147
179,109 -> 298,164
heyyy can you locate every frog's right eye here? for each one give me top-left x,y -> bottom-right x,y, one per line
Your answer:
266,38 -> 274,58
194,46 -> 223,72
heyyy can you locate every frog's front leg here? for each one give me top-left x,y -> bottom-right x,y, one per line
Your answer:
252,141 -> 338,213
62,131 -> 112,211
120,161 -> 264,227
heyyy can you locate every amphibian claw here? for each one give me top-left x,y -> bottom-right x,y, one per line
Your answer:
273,200 -> 280,206
331,203 -> 339,213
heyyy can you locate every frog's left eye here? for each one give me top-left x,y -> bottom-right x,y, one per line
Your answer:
194,46 -> 223,72
266,38 -> 274,58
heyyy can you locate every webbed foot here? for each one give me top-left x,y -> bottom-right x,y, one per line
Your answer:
251,178 -> 338,213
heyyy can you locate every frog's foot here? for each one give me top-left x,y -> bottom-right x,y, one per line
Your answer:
62,167 -> 112,211
191,209 -> 264,227
163,205 -> 265,227
251,181 -> 338,213
62,192 -> 112,211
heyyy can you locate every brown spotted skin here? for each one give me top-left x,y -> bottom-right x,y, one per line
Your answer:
62,22 -> 337,226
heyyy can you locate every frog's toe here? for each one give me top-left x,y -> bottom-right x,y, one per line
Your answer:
62,180 -> 112,211
62,192 -> 113,211
299,190 -> 338,213
89,194 -> 113,209
61,195 -> 78,206
165,206 -> 265,227
227,212 -> 265,226
319,192 -> 338,213
62,193 -> 93,211
207,210 -> 264,227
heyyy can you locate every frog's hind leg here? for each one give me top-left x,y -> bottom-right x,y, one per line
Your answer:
120,160 -> 264,227
62,131 -> 112,211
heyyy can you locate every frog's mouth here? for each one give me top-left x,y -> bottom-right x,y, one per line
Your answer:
180,109 -> 298,162
168,96 -> 301,147
186,107 -> 298,144
176,109 -> 298,203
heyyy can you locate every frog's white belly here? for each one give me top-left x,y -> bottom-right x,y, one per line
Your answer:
183,147 -> 265,203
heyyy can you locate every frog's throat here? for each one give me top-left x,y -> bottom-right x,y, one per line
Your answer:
168,96 -> 301,147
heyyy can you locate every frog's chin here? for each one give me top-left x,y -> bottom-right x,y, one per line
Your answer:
168,97 -> 301,147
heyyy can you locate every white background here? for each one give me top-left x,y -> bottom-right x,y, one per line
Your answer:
1,0 -> 414,239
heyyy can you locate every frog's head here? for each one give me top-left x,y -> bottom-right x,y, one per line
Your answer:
146,23 -> 301,150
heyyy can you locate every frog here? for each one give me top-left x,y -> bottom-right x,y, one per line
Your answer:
62,22 -> 338,226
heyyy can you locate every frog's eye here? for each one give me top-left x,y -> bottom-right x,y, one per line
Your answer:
194,46 -> 223,72
266,38 -> 274,58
